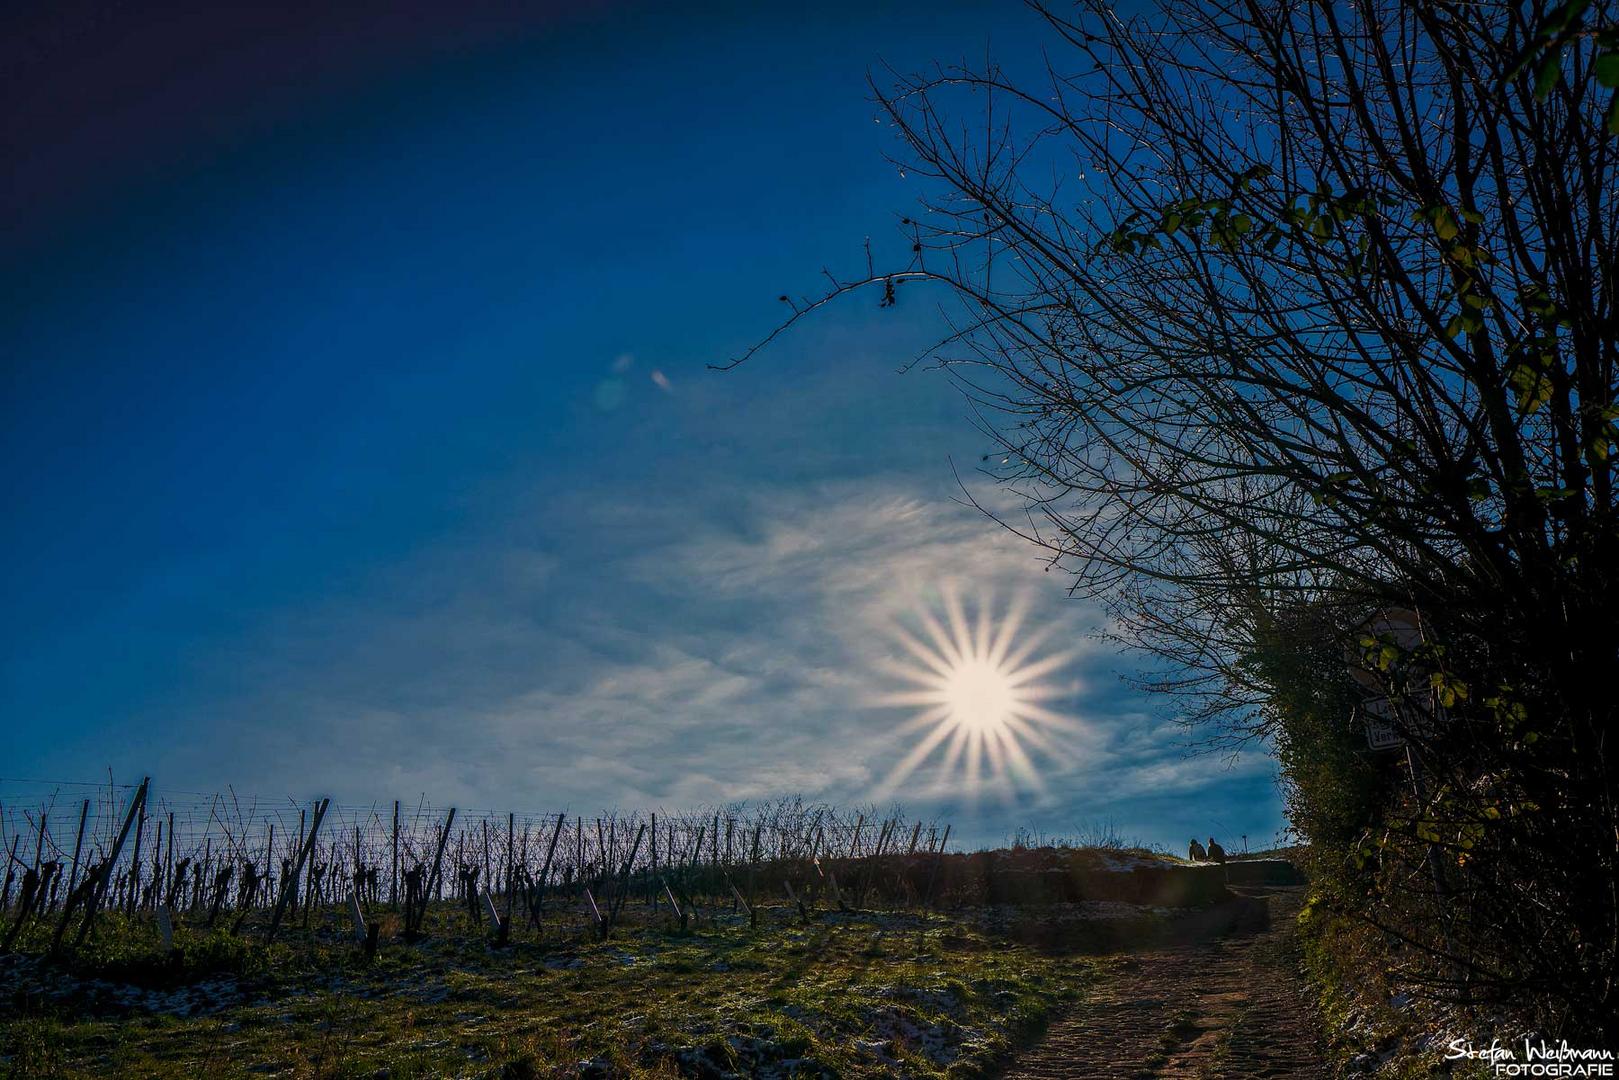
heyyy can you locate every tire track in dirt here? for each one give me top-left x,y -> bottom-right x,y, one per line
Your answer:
1003,888 -> 1326,1080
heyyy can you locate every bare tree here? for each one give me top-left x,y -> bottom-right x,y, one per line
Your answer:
737,0 -> 1618,1037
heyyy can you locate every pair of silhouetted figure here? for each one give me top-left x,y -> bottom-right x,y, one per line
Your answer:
1188,836 -> 1227,863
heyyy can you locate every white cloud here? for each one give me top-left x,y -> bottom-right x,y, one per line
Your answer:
159,472 -> 1277,850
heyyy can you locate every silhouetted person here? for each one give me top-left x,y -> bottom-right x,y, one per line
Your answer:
1207,836 -> 1227,863
1188,837 -> 1208,861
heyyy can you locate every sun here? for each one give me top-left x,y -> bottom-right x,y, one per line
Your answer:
943,657 -> 1016,733
868,586 -> 1083,803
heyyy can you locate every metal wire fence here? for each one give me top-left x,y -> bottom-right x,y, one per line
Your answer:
0,776 -> 952,944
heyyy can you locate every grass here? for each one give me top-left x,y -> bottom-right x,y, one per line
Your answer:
1295,894 -> 1495,1080
1,901 -> 1096,1078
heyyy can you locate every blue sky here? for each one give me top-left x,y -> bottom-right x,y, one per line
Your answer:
0,1 -> 1284,851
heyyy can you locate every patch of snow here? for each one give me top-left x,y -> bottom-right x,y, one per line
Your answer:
1095,851 -> 1174,872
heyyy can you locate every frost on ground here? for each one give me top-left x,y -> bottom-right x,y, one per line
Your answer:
0,900 -> 1153,1078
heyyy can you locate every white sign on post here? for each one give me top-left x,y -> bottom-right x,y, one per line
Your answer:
1347,608 -> 1453,752
1360,697 -> 1405,751
348,889 -> 368,943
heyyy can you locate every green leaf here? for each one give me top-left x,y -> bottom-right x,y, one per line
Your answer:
1511,366 -> 1555,413
1433,207 -> 1459,242
1520,284 -> 1558,318
1595,52 -> 1619,88
1607,93 -> 1619,136
1535,54 -> 1562,100
1542,0 -> 1591,37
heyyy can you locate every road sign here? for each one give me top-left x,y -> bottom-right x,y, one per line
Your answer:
1359,696 -> 1404,750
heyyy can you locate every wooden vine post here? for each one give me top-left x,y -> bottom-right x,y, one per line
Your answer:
64,799 -> 88,899
426,807 -> 456,906
56,778 -> 149,951
390,800 -> 400,910
922,824 -> 951,908
266,797 -> 329,943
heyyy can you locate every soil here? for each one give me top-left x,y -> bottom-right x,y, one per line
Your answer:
1002,886 -> 1327,1079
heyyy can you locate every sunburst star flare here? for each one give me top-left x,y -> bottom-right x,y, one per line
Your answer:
868,586 -> 1086,804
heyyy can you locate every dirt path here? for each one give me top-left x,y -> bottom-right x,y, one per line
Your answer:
1004,888 -> 1327,1080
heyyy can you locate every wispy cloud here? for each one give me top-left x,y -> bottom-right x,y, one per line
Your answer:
167,472 -> 1277,848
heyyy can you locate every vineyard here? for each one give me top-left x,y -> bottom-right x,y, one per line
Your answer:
2,777 -> 1148,1077
0,776 -> 962,955
0,779 -> 1304,1077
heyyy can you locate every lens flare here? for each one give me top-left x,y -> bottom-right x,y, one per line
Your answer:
868,586 -> 1083,803
944,658 -> 1016,733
